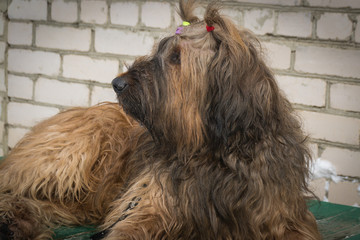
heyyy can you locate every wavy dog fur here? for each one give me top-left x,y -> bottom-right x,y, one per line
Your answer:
0,1 -> 321,239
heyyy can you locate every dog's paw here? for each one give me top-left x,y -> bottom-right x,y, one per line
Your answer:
0,223 -> 14,240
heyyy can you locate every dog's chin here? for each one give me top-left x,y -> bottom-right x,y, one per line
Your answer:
116,96 -> 146,128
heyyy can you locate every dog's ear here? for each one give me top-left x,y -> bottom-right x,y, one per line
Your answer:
203,5 -> 278,151
178,0 -> 199,23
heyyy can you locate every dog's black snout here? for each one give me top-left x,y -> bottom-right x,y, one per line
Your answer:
112,76 -> 128,94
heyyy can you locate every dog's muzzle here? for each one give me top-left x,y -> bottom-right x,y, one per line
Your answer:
112,76 -> 128,94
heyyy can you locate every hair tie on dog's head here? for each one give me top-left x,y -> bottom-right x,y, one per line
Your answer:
206,25 -> 215,32
175,27 -> 183,34
176,21 -> 191,34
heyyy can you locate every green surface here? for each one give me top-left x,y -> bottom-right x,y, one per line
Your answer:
53,226 -> 97,240
309,201 -> 360,240
52,201 -> 360,239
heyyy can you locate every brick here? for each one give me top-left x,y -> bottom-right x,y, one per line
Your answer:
7,102 -> 59,127
141,2 -> 171,29
330,83 -> 360,112
277,11 -> 312,38
299,111 -> 360,145
8,75 -> 33,100
8,49 -> 61,76
111,2 -> 139,27
328,181 -> 360,206
309,178 -> 326,201
8,22 -> 32,45
95,28 -> 154,56
80,0 -> 107,24
244,9 -> 275,35
0,121 -> 5,139
307,0 -> 360,8
0,97 -> 5,120
0,42 -> 4,63
0,68 -> 4,92
235,0 -> 301,5
36,25 -> 91,51
0,13 -> 4,36
8,0 -> 47,21
8,127 -> 29,148
63,55 -> 119,84
295,46 -> 360,78
321,147 -> 360,178
51,0 -> 78,23
35,77 -> 89,107
174,6 -> 183,26
317,13 -> 352,40
91,86 -> 117,106
276,75 -> 326,107
355,16 -> 360,43
308,143 -> 318,160
263,42 -> 291,70
221,8 -> 243,27
0,97 -> 2,119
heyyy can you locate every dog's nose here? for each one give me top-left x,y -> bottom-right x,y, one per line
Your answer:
112,76 -> 128,94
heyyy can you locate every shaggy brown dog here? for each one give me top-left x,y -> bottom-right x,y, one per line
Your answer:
0,1 -> 321,239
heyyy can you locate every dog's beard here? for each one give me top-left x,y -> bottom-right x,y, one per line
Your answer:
117,92 -> 146,126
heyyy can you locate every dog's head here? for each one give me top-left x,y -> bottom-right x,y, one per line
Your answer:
113,1 -> 284,155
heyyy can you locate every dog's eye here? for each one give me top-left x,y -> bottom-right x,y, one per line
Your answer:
169,49 -> 181,65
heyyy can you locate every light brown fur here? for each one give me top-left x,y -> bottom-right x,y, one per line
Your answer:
0,1 -> 321,239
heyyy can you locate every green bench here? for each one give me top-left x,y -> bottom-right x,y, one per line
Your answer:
52,201 -> 360,240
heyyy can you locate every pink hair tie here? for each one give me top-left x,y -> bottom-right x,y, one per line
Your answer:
175,26 -> 183,34
206,25 -> 215,32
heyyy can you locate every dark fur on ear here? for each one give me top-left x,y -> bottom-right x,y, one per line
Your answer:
178,0 -> 199,23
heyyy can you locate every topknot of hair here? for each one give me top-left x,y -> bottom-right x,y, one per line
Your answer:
178,0 -> 199,24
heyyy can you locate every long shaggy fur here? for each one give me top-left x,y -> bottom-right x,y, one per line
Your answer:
0,1 -> 321,239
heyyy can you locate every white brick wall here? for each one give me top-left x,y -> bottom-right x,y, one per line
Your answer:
8,127 -> 29,148
0,68 -> 5,91
141,2 -> 171,29
263,42 -> 291,70
8,22 -> 32,45
356,16 -> 360,43
330,83 -> 360,112
7,102 -> 59,127
276,76 -> 326,107
95,28 -> 154,56
36,25 -> 91,51
0,42 -> 4,63
321,147 -> 360,178
35,77 -> 89,107
8,49 -> 61,76
328,181 -> 360,206
2,0 -> 360,206
277,11 -> 312,38
91,86 -> 117,105
80,0 -> 107,24
307,0 -> 360,8
235,0 -> 301,6
295,46 -> 360,78
244,9 -> 275,35
300,111 -> 360,145
317,13 -> 352,40
0,13 -> 4,36
8,75 -> 33,100
51,0 -> 78,23
8,0 -> 47,21
62,55 -> 119,83
111,2 -> 139,27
